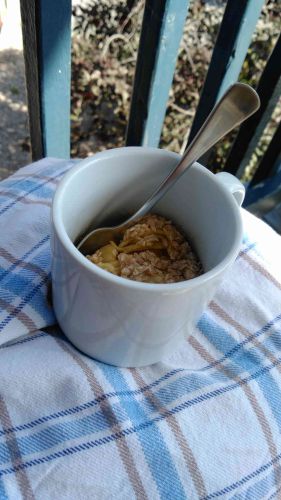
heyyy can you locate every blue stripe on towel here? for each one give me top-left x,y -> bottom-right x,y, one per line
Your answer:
232,465 -> 281,500
198,314 -> 281,431
0,405 -> 129,465
100,364 -> 191,499
0,359 -> 279,479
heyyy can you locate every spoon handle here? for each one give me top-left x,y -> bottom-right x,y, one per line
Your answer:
128,82 -> 260,223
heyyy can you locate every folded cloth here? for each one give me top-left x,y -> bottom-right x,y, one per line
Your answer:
0,158 -> 281,499
0,158 -> 76,346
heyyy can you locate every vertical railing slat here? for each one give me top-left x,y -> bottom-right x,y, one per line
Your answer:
38,0 -> 72,158
20,0 -> 43,160
20,0 -> 71,159
188,0 -> 264,145
126,0 -> 189,147
224,34 -> 281,179
250,120 -> 281,186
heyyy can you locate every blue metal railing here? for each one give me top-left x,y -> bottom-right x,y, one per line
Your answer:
20,0 -> 71,159
225,33 -> 281,182
126,0 -> 190,147
20,0 -> 281,208
188,0 -> 265,144
37,0 -> 71,159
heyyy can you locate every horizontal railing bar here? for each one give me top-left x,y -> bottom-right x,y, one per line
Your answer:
244,169 -> 281,208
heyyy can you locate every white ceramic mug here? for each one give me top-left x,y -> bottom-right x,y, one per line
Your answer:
51,147 -> 245,367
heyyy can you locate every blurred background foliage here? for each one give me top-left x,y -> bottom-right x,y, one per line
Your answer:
71,0 -> 280,180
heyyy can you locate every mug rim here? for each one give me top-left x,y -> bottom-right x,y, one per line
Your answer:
52,146 -> 243,293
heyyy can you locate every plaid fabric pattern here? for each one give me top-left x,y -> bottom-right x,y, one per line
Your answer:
0,158 -> 281,499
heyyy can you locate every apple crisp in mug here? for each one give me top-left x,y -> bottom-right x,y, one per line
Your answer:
87,214 -> 202,284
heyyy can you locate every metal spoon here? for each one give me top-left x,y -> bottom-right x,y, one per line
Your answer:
78,82 -> 260,255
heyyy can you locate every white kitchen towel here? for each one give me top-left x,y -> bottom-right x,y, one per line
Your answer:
0,157 -> 281,499
0,158 -> 76,345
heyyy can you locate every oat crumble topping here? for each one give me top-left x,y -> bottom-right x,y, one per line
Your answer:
87,214 -> 202,284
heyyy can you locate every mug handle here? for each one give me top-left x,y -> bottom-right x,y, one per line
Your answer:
215,172 -> 245,207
